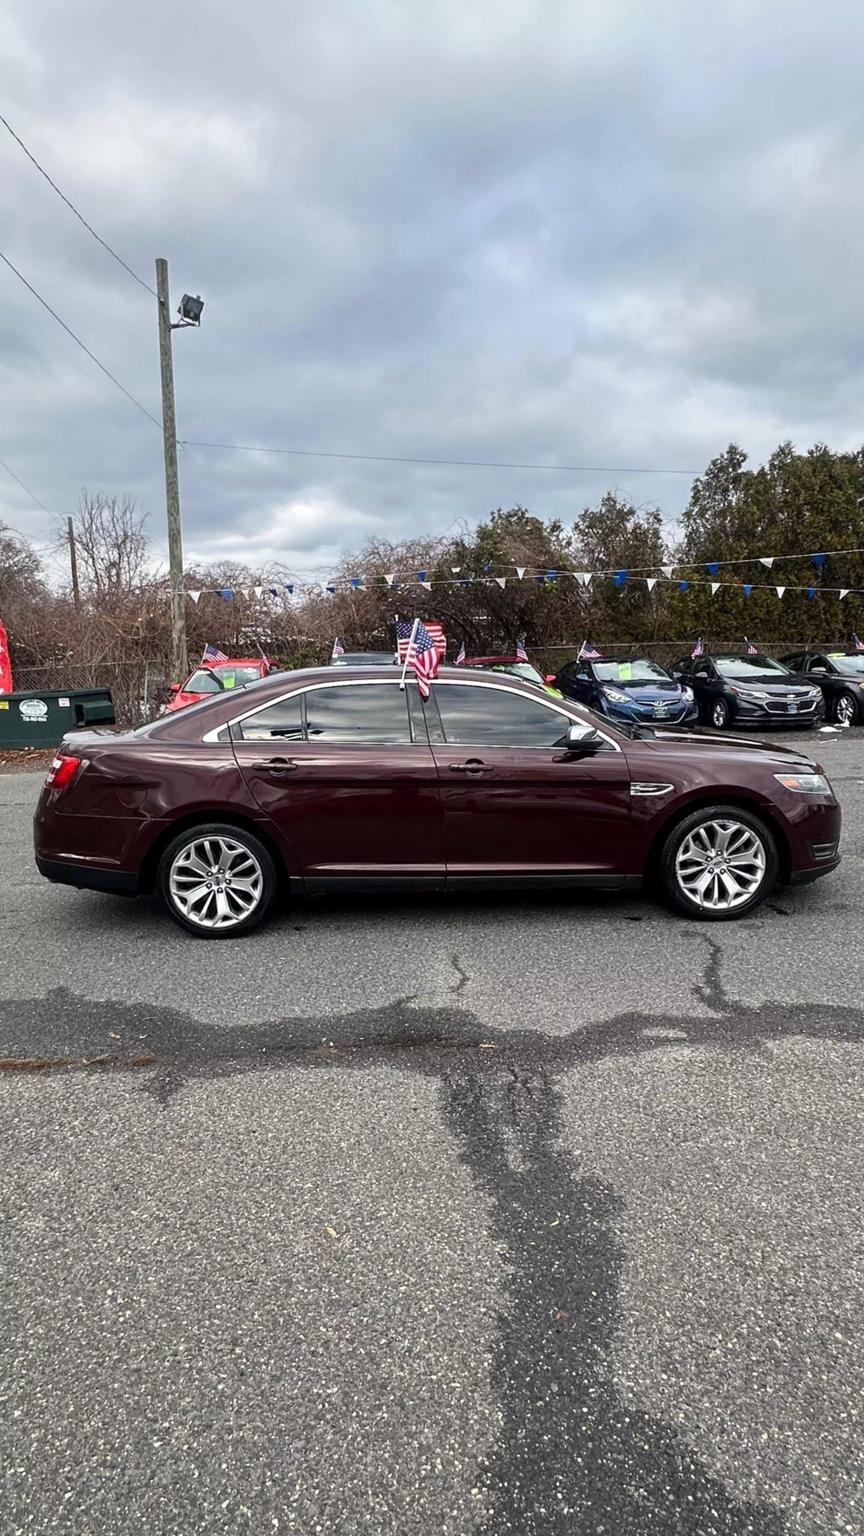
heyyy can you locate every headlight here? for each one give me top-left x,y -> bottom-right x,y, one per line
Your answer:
734,687 -> 769,700
603,686 -> 631,704
681,686 -> 694,701
858,682 -> 864,692
774,773 -> 832,794
809,687 -> 822,698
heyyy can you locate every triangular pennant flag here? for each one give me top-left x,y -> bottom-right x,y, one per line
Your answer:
416,571 -> 427,584
706,563 -> 719,577
220,588 -> 233,600
494,576 -> 506,588
806,586 -> 817,599
187,590 -> 201,603
613,570 -> 628,587
678,580 -> 689,592
515,566 -> 526,580
350,577 -> 363,589
577,572 -> 592,587
420,580 -> 432,591
546,570 -> 558,582
742,584 -> 753,597
710,582 -> 721,596
839,589 -> 850,600
661,565 -> 674,579
254,586 -> 264,598
325,584 -> 336,595
284,584 -> 294,596
811,553 -> 827,568
384,573 -> 395,587
759,557 -> 774,568
645,577 -> 657,592
451,566 -> 461,575
775,586 -> 786,598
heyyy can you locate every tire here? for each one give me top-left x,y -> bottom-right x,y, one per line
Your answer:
710,697 -> 731,729
660,804 -> 778,921
158,822 -> 277,938
834,691 -> 859,728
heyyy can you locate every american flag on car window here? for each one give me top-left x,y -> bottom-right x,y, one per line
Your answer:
396,620 -> 440,699
398,621 -> 445,659
744,636 -> 758,655
691,637 -> 704,658
516,639 -> 529,662
455,640 -> 466,665
202,643 -> 228,664
577,640 -> 602,660
331,636 -> 345,659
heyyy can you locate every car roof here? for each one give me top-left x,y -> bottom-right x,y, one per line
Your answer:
463,654 -> 526,664
191,657 -> 265,668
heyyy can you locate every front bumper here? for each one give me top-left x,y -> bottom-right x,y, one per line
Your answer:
732,696 -> 824,724
601,698 -> 699,727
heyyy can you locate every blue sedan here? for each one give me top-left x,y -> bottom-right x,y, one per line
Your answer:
553,653 -> 699,726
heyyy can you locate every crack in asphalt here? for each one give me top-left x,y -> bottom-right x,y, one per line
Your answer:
3,941 -> 863,1533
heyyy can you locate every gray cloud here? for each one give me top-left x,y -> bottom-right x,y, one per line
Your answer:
2,0 -> 864,582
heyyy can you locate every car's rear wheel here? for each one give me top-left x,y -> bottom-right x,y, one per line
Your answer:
834,691 -> 858,727
158,823 -> 276,938
660,805 -> 778,920
711,697 -> 731,729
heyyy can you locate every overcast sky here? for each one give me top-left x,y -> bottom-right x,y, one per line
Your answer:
2,1 -> 863,583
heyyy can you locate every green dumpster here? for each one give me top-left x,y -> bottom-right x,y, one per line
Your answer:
0,688 -> 115,749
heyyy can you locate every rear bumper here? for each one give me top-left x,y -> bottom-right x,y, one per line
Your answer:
35,855 -> 138,895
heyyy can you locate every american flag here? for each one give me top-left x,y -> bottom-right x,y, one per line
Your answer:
398,620 -> 445,659
515,639 -> 529,663
202,643 -> 228,664
691,637 -> 704,658
853,632 -> 864,652
396,620 -> 440,699
744,636 -> 758,655
331,636 -> 345,659
577,640 -> 602,660
455,640 -> 466,665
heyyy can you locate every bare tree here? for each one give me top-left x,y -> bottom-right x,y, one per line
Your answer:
67,491 -> 149,598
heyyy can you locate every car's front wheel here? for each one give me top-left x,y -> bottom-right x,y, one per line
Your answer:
660,805 -> 778,920
834,691 -> 859,728
711,697 -> 731,729
158,823 -> 277,937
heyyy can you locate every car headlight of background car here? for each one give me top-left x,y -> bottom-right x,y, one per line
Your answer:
602,686 -> 631,704
732,687 -> 770,700
681,686 -> 694,701
774,773 -> 832,794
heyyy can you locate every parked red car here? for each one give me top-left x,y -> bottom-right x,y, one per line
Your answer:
164,657 -> 272,712
35,667 -> 841,937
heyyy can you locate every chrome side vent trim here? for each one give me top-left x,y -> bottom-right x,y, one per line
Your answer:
630,782 -> 675,797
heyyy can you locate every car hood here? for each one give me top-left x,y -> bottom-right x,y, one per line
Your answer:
719,675 -> 815,693
607,681 -> 683,699
633,727 -> 821,772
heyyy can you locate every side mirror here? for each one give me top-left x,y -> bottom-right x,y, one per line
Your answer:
810,667 -> 827,675
545,674 -> 556,685
169,682 -> 181,694
563,722 -> 602,755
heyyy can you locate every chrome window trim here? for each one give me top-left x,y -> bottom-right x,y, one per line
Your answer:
203,674 -> 623,753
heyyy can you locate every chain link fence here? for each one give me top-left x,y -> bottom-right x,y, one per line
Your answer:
13,661 -> 170,727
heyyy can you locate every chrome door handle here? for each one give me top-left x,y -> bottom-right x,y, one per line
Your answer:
252,757 -> 297,775
448,759 -> 490,775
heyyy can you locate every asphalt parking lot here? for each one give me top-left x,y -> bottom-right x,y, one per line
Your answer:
3,729 -> 864,1536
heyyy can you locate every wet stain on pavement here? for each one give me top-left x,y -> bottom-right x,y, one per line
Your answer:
3,942 -> 863,1534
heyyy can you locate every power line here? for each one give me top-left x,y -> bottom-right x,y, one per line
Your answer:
0,249 -> 163,431
0,113 -> 157,297
0,453 -> 53,516
182,438 -> 701,476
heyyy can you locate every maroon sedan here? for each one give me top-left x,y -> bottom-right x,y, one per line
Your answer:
34,666 -> 841,936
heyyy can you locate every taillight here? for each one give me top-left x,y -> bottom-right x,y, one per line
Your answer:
44,754 -> 82,791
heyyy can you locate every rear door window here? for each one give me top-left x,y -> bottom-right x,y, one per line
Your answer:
235,695 -> 304,742
305,683 -> 413,743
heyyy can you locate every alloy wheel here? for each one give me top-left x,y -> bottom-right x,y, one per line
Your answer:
675,818 -> 766,912
712,700 -> 729,728
168,835 -> 264,931
835,693 -> 857,727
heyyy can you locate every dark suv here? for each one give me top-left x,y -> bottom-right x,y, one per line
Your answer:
672,652 -> 824,729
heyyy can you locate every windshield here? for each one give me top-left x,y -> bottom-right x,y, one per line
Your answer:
715,655 -> 789,680
467,661 -> 547,687
594,659 -> 672,685
185,664 -> 263,692
827,653 -> 864,675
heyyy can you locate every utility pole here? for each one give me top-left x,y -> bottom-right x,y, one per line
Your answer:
66,516 -> 81,610
155,257 -> 187,684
